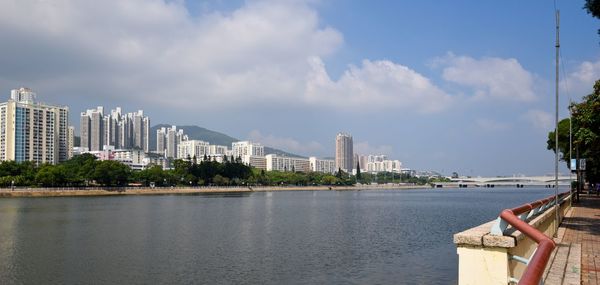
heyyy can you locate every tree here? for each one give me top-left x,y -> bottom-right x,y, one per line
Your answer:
585,0 -> 600,19
213,174 -> 229,186
35,164 -> 67,187
92,160 -> 131,186
585,0 -> 600,37
547,118 -> 573,168
548,79 -> 600,184
356,162 -> 362,181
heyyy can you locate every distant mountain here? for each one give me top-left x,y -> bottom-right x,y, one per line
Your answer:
150,124 -> 304,158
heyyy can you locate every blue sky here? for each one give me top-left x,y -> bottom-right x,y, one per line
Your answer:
0,0 -> 598,176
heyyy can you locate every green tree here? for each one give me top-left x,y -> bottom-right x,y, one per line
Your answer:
35,164 -> 67,187
548,80 -> 600,184
547,118 -> 574,168
92,160 -> 131,186
213,174 -> 229,186
585,0 -> 600,18
585,0 -> 600,37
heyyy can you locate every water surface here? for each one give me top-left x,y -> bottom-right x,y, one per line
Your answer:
0,187 -> 560,284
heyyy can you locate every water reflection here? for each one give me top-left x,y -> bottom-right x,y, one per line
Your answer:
0,188 -> 557,284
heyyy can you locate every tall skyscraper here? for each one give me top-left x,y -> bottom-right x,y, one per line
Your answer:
132,110 -> 150,152
81,106 -> 150,152
0,87 -> 70,164
67,126 -> 75,159
157,126 -> 187,158
335,132 -> 353,173
80,107 -> 104,151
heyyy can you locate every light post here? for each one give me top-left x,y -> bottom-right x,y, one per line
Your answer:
11,180 -> 14,191
569,103 -> 574,203
553,10 -> 560,236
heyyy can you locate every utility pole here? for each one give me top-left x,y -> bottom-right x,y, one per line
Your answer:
554,10 -> 560,237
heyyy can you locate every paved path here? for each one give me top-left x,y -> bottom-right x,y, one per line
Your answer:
560,194 -> 600,285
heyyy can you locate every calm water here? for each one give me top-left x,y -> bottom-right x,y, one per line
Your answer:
0,187 -> 561,284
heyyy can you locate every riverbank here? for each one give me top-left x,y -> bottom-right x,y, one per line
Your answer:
0,184 -> 430,198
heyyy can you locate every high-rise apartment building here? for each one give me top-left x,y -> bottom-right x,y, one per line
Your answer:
132,110 -> 150,152
0,87 -> 69,164
67,126 -> 75,159
80,107 -> 104,151
157,126 -> 187,158
81,107 -> 150,152
335,132 -> 353,173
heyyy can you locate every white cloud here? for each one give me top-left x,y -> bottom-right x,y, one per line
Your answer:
354,141 -> 393,156
0,0 -> 343,108
0,0 -> 456,116
248,130 -> 324,155
475,118 -> 510,131
524,109 -> 553,130
562,59 -> 600,97
434,53 -> 538,102
306,57 -> 452,112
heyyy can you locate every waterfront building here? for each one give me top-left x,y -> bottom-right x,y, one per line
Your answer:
335,132 -> 353,173
266,154 -> 310,172
0,88 -> 69,164
366,159 -> 402,173
208,145 -> 229,156
309,157 -> 336,174
177,140 -> 209,160
232,141 -> 264,158
84,147 -> 167,170
357,154 -> 368,171
242,155 -> 267,170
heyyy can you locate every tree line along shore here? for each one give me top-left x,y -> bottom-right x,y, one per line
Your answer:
0,153 -> 448,189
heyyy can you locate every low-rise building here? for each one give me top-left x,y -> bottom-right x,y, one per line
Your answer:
266,154 -> 310,172
242,155 -> 267,170
309,157 -> 336,174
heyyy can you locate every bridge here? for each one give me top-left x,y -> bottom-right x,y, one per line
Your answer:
436,175 -> 574,188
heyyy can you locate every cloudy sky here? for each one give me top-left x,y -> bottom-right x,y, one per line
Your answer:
0,0 -> 598,176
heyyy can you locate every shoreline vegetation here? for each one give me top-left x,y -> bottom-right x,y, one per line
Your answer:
0,184 -> 430,198
0,154 -> 447,193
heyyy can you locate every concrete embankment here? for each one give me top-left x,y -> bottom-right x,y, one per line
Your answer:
0,184 -> 429,198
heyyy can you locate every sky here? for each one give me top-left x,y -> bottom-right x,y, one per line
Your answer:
0,0 -> 598,176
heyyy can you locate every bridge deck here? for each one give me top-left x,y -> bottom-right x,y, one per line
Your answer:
547,193 -> 600,285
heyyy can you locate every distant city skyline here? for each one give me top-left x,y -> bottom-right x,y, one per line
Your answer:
0,0 -> 597,176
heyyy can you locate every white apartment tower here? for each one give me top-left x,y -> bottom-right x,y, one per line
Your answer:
132,110 -> 150,152
232,141 -> 264,158
335,132 -> 353,173
81,107 -> 150,152
80,106 -> 104,151
67,126 -> 75,159
0,88 -> 70,164
157,126 -> 187,158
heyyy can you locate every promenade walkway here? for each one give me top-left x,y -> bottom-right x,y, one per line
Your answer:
546,193 -> 600,285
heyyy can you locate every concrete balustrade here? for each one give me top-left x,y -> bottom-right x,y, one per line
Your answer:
453,194 -> 572,285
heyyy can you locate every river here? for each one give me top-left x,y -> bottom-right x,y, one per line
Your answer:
0,187 -> 561,284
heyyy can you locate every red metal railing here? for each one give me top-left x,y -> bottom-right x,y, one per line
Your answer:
499,191 -> 570,285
